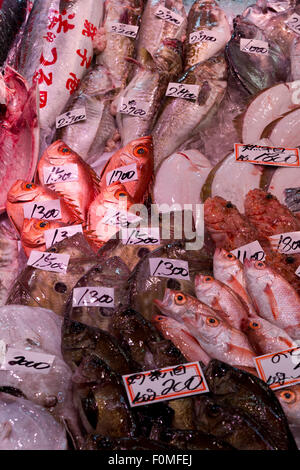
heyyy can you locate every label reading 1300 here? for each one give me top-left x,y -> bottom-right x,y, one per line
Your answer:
149,258 -> 190,279
23,200 -> 62,221
72,287 -> 115,308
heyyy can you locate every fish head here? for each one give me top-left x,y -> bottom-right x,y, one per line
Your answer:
101,183 -> 135,211
213,248 -> 240,271
276,386 -> 300,425
153,39 -> 183,75
41,140 -> 79,166
7,180 -> 41,203
244,259 -> 274,286
194,273 -> 219,297
154,288 -> 203,324
118,136 -> 154,169
21,218 -> 57,248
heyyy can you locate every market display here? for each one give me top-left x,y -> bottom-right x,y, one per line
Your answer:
1,0 -> 300,451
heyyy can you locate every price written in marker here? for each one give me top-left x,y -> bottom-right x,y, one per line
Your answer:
106,163 -> 138,186
56,108 -> 86,129
23,200 -> 62,221
73,287 -> 114,308
240,38 -> 269,55
117,98 -> 149,117
155,6 -> 184,27
235,143 -> 300,167
255,347 -> 300,390
123,362 -> 209,407
44,224 -> 83,249
103,208 -> 142,229
149,258 -> 190,280
108,22 -> 139,38
122,227 -> 160,246
269,231 -> 300,255
27,251 -> 70,273
166,83 -> 200,101
189,29 -> 217,45
286,13 -> 300,35
43,164 -> 78,185
295,266 -> 300,277
2,348 -> 55,375
231,240 -> 265,264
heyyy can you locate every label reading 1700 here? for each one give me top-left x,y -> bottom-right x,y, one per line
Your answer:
72,287 -> 114,308
149,258 -> 190,279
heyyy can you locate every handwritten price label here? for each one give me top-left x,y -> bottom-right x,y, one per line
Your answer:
56,108 -> 86,129
103,208 -> 142,229
43,164 -> 78,184
44,224 -> 83,248
255,347 -> 300,390
23,200 -> 61,221
117,98 -> 149,117
240,38 -> 269,55
27,251 -> 70,273
106,163 -> 138,186
72,287 -> 114,308
149,258 -> 190,280
155,6 -> 184,27
121,227 -> 160,246
1,348 -> 55,375
296,266 -> 300,277
123,362 -> 209,407
269,232 -> 300,254
285,187 -> 300,212
108,22 -> 139,38
231,240 -> 265,264
286,13 -> 300,35
166,83 -> 200,101
235,143 -> 300,167
189,29 -> 217,45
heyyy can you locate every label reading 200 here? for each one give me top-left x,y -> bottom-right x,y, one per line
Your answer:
149,258 -> 190,280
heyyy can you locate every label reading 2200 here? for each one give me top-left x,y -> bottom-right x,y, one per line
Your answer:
23,200 -> 62,220
149,258 -> 190,279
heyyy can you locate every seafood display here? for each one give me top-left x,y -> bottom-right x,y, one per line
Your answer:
1,0 -> 300,452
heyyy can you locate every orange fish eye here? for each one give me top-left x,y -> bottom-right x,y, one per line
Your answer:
254,261 -> 265,270
226,253 -> 235,260
279,390 -> 296,404
22,183 -> 36,191
114,189 -> 128,200
174,293 -> 186,305
34,221 -> 49,231
133,144 -> 148,157
155,316 -> 165,322
203,276 -> 213,283
206,316 -> 220,327
249,320 -> 260,330
58,144 -> 72,155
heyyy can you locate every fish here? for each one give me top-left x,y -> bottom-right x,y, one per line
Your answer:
276,386 -> 300,427
168,398 -> 196,431
244,259 -> 300,339
20,218 -> 64,257
117,40 -> 183,146
6,232 -> 100,317
0,66 -> 39,212
6,179 -> 83,234
0,0 -> 27,66
154,289 -> 256,368
152,314 -> 211,365
82,435 -> 177,450
185,0 -> 231,69
150,426 -> 234,450
194,274 -> 249,329
56,63 -> 118,165
99,136 -> 154,203
152,55 -> 227,170
64,256 -> 131,332
37,140 -> 101,220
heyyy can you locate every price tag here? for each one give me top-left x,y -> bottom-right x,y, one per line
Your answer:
240,38 -> 269,55
23,200 -> 62,221
295,266 -> 300,277
123,362 -> 209,407
231,241 -> 265,264
56,108 -> 86,129
286,13 -> 300,35
155,6 -> 184,27
235,143 -> 300,167
149,258 -> 190,280
27,251 -> 70,273
0,340 -> 6,365
72,287 -> 114,308
255,347 -> 300,390
106,163 -> 138,186
285,187 -> 300,212
189,29 -> 218,45
44,224 -> 83,248
166,83 -> 200,101
121,227 -> 160,246
269,232 -> 300,255
43,164 -> 78,185
1,348 -> 55,375
102,208 -> 142,229
117,97 -> 149,117
108,22 -> 139,38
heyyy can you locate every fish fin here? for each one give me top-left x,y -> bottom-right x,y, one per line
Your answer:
278,336 -> 295,348
99,156 -> 112,180
228,343 -> 255,359
180,327 -> 202,346
263,283 -> 280,321
211,297 -> 222,311
53,190 -> 84,223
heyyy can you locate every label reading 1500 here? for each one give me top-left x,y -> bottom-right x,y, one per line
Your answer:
27,251 -> 70,273
72,287 -> 114,308
23,200 -> 61,221
149,258 -> 190,280
43,164 -> 78,184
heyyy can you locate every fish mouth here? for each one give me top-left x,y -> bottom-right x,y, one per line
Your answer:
153,288 -> 174,314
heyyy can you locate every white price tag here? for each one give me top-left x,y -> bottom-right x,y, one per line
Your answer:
72,287 -> 114,308
117,97 -> 149,117
0,340 -> 6,366
149,258 -> 190,279
23,200 -> 62,221
27,251 -> 70,273
255,347 -> 300,390
2,348 -> 55,375
108,22 -> 139,38
155,6 -> 184,27
295,266 -> 300,277
235,143 -> 300,167
240,38 -> 269,55
56,108 -> 86,129
269,231 -> 300,255
106,163 -> 138,186
231,241 -> 265,264
123,362 -> 209,407
43,164 -> 78,185
44,224 -> 83,248
166,83 -> 200,101
121,227 -> 160,246
286,13 -> 300,35
189,29 -> 218,45
102,208 -> 142,228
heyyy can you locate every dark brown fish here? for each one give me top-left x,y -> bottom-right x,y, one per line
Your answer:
82,435 -> 178,451
150,426 -> 234,450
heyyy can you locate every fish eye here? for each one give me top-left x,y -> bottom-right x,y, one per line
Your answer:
266,193 -> 273,200
35,221 -> 49,230
254,261 -> 265,270
133,144 -> 148,157
207,404 -> 221,416
249,320 -> 260,330
226,253 -> 235,260
279,390 -> 296,404
155,316 -> 165,322
174,293 -> 187,305
58,144 -> 71,155
114,190 -> 128,200
54,282 -> 67,294
22,183 -> 36,191
206,316 -> 220,327
203,276 -> 213,283
226,202 -> 233,208
286,256 -> 295,264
